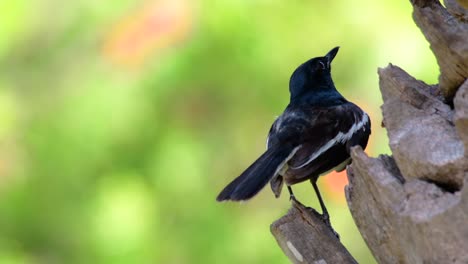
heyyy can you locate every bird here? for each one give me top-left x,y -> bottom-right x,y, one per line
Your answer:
216,47 -> 371,226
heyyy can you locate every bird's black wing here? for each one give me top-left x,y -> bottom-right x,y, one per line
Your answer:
291,103 -> 369,168
219,102 -> 370,201
267,102 -> 370,190
269,102 -> 368,148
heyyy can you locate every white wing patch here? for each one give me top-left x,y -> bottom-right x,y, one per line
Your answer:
291,113 -> 369,170
273,145 -> 302,177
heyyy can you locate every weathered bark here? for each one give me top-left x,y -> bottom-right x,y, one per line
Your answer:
379,65 -> 465,189
454,80 -> 468,152
272,0 -> 467,262
271,200 -> 357,264
346,0 -> 468,263
411,0 -> 468,100
444,0 -> 468,20
347,147 -> 468,263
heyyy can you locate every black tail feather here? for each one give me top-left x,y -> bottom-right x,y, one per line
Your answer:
217,145 -> 295,201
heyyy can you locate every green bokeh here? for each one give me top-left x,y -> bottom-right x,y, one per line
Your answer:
0,0 -> 438,263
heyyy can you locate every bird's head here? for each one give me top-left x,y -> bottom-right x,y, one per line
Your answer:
289,47 -> 340,100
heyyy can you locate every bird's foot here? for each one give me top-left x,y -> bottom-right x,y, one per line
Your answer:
289,194 -> 296,201
321,213 -> 340,239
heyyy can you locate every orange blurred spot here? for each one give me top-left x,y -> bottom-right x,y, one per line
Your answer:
323,170 -> 348,204
103,0 -> 192,66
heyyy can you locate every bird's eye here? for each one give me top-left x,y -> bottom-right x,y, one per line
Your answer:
318,61 -> 326,70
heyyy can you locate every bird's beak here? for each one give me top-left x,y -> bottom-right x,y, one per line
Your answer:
325,46 -> 340,64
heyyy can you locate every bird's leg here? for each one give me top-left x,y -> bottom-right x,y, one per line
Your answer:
311,180 -> 328,218
310,179 -> 340,238
287,186 -> 296,201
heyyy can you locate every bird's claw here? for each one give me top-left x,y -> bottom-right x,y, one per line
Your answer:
289,194 -> 296,201
321,213 -> 340,239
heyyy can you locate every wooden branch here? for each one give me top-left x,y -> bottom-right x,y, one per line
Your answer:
346,0 -> 468,263
444,0 -> 468,20
454,79 -> 468,153
271,200 -> 357,264
346,147 -> 468,263
345,1 -> 468,262
272,1 -> 467,262
411,0 -> 468,100
379,65 -> 466,189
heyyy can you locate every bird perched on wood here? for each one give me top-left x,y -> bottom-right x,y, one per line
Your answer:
217,47 -> 371,226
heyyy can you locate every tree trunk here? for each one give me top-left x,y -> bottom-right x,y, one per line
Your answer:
271,0 -> 468,263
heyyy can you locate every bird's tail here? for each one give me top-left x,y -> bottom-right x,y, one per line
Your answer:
216,145 -> 298,201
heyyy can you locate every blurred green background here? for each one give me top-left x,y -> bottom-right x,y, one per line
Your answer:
0,0 -> 438,263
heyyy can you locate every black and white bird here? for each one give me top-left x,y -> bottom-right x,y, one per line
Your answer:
217,47 -> 371,224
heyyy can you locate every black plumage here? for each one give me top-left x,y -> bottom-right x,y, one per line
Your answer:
217,47 -> 371,223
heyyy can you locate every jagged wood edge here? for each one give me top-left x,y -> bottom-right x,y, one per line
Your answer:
270,0 -> 468,262
270,199 -> 357,264
346,147 -> 468,263
378,64 -> 466,188
411,0 -> 468,100
345,1 -> 468,262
